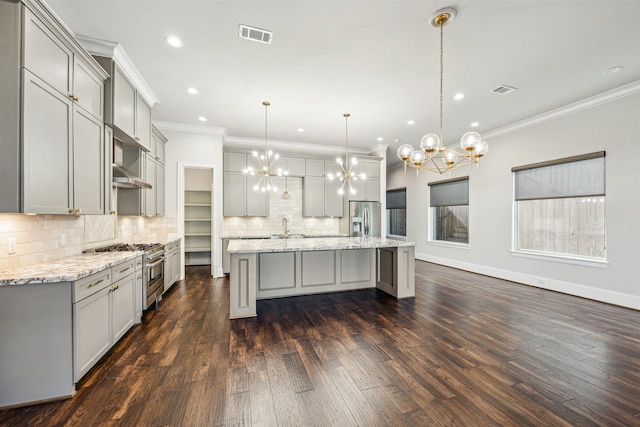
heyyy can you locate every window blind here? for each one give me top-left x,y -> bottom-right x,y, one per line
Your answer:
386,189 -> 406,209
513,152 -> 605,201
429,177 -> 469,207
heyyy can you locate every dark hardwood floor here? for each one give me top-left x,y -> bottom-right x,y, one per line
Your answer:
1,261 -> 640,426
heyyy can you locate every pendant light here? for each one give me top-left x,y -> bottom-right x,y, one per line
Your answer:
397,7 -> 489,177
327,113 -> 366,195
243,101 -> 288,192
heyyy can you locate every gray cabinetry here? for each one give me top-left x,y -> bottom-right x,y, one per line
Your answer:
223,153 -> 268,217
324,160 -> 343,217
96,57 -> 152,152
347,159 -> 381,202
286,157 -> 306,177
0,0 -> 107,215
164,239 -> 181,293
305,159 -> 325,177
303,176 -> 325,217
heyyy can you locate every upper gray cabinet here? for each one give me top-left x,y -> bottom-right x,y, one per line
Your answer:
347,159 -> 381,202
0,0 -> 108,214
95,57 -> 152,152
223,153 -> 268,217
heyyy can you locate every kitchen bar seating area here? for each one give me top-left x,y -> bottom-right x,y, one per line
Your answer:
1,262 -> 639,425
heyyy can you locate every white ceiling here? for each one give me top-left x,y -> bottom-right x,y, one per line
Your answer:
46,0 -> 640,165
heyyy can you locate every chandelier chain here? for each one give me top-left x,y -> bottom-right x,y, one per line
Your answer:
439,19 -> 444,147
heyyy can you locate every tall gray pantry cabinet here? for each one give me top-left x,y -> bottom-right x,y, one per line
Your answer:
0,0 -> 109,215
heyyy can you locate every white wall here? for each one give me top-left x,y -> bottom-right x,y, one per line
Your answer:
388,88 -> 640,309
159,123 -> 225,278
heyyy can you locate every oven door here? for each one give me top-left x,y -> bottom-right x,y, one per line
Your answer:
145,257 -> 165,307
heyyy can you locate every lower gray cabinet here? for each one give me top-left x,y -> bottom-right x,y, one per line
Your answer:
111,271 -> 136,343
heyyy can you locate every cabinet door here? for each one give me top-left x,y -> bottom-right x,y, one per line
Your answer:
73,58 -> 103,120
135,95 -> 152,151
324,177 -> 344,217
365,160 -> 380,178
144,155 -> 156,216
111,273 -> 136,342
22,70 -> 72,214
73,107 -> 104,214
224,152 -> 246,172
22,8 -> 72,97
286,157 -> 306,177
246,174 -> 269,216
134,257 -> 143,323
156,163 -> 165,216
303,176 -> 325,217
305,159 -> 324,177
223,172 -> 245,216
155,139 -> 165,164
74,285 -> 111,382
113,67 -> 135,137
365,178 -> 381,202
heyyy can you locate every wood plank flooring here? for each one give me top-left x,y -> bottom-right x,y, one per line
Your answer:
1,261 -> 639,426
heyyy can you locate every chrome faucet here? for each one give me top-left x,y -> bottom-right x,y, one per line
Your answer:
282,217 -> 289,236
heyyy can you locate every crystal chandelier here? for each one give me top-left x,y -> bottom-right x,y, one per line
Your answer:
243,101 -> 288,192
327,113 -> 366,195
397,7 -> 488,177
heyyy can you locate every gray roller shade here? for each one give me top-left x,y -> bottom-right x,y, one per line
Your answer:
514,153 -> 605,201
386,189 -> 406,209
429,177 -> 469,207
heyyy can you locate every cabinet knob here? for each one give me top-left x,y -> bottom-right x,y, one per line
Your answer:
134,136 -> 141,141
68,94 -> 79,102
110,210 -> 117,215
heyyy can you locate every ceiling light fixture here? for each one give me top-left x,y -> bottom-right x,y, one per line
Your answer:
187,87 -> 198,94
470,122 -> 479,128
407,120 -> 415,125
165,35 -> 183,47
198,116 -> 207,122
398,7 -> 488,177
243,101 -> 287,192
454,93 -> 464,100
327,113 -> 366,195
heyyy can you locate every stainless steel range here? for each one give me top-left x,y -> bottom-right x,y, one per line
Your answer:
85,243 -> 165,310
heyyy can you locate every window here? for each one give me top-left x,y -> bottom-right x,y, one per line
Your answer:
513,151 -> 605,260
386,188 -> 406,237
429,177 -> 469,244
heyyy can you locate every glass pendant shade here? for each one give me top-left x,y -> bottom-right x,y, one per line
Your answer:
420,134 -> 440,153
397,144 -> 414,161
459,131 -> 482,152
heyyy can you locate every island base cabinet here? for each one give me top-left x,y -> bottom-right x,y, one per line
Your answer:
229,253 -> 257,319
0,283 -> 74,409
376,246 -> 415,299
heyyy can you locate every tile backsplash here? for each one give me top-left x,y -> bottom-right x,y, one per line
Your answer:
0,214 -> 177,271
222,176 -> 340,237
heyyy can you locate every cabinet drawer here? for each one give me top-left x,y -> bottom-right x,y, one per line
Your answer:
112,258 -> 137,282
165,241 -> 180,253
74,269 -> 111,303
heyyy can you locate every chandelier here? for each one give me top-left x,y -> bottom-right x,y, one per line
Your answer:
243,101 -> 288,192
397,7 -> 488,177
327,113 -> 366,195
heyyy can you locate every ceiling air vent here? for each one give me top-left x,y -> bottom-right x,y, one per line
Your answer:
491,85 -> 518,95
239,24 -> 273,45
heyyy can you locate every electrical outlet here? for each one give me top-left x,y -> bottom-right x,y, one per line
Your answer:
8,238 -> 17,254
61,233 -> 67,246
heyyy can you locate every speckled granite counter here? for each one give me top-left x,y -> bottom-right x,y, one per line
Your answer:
227,236 -> 414,253
228,237 -> 416,319
0,251 -> 142,286
222,234 -> 347,239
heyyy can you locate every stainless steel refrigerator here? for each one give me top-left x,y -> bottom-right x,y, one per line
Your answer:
340,201 -> 381,237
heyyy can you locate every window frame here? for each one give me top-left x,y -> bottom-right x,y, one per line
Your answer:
386,187 -> 406,239
428,176 -> 470,247
511,151 -> 608,266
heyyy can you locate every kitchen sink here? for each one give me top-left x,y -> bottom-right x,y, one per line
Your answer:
270,234 -> 306,239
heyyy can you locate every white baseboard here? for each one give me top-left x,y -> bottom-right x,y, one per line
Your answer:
415,252 -> 640,311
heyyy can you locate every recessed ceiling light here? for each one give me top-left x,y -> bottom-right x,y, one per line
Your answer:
198,116 -> 207,122
165,35 -> 183,47
297,128 -> 304,133
407,120 -> 415,125
470,122 -> 479,128
454,93 -> 464,100
187,87 -> 198,95
602,66 -> 623,75
377,137 -> 384,142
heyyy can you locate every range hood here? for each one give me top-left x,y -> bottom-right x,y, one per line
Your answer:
112,140 -> 152,189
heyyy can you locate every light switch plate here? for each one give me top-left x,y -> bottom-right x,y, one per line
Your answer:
8,237 -> 16,254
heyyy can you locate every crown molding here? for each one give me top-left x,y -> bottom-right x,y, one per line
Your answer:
484,80 -> 640,140
154,121 -> 227,136
224,136 -> 371,158
76,35 -> 160,107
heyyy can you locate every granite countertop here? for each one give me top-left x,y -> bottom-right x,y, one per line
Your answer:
0,251 -> 143,286
227,236 -> 415,254
222,234 -> 348,239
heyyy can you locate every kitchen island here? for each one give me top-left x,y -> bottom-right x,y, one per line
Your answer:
227,237 -> 415,319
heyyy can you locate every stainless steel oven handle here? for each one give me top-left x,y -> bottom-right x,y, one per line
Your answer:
146,258 -> 164,268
